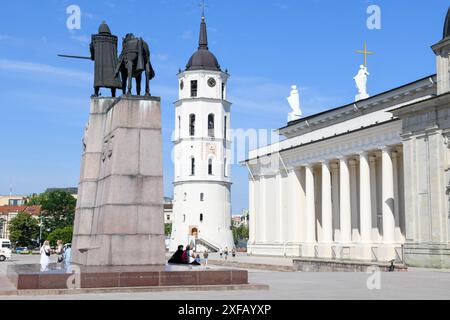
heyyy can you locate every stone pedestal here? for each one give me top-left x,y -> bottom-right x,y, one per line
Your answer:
72,96 -> 165,266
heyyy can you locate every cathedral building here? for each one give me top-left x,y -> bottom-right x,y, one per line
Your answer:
242,8 -> 450,268
169,16 -> 234,252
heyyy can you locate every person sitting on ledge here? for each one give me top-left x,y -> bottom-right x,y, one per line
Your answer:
168,245 -> 184,264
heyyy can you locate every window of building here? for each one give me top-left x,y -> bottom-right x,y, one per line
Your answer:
166,215 -> 170,221
200,193 -> 204,201
191,80 -> 198,97
224,116 -> 227,140
189,114 -> 195,136
183,214 -> 186,222
224,158 -> 227,177
222,83 -> 225,100
208,158 -> 213,175
208,114 -> 215,138
191,157 -> 196,176
178,116 -> 181,139
184,193 -> 187,201
200,214 -> 204,223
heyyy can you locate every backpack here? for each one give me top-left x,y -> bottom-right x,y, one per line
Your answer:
181,250 -> 188,263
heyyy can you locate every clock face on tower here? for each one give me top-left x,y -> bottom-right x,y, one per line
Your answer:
207,77 -> 216,88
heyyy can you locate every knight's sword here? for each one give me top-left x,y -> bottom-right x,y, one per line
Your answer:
58,54 -> 91,60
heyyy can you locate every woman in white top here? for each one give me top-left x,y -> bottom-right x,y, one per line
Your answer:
40,240 -> 51,269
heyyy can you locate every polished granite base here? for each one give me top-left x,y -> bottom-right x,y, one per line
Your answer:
7,264 -> 248,290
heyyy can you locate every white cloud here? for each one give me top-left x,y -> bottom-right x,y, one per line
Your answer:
229,75 -> 342,118
104,1 -> 116,8
70,34 -> 90,45
181,31 -> 193,40
0,59 -> 92,83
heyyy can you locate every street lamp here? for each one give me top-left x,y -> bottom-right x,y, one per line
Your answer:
0,217 -> 5,238
38,215 -> 43,245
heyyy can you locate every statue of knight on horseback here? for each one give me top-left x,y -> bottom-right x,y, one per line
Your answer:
115,33 -> 155,96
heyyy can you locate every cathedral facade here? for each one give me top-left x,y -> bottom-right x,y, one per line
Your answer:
243,8 -> 450,268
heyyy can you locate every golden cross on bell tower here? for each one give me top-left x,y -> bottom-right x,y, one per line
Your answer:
356,42 -> 375,67
199,0 -> 207,18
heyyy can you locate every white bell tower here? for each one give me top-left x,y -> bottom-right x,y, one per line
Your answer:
169,15 -> 234,252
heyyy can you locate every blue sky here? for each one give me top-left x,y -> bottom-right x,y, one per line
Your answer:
0,0 -> 448,214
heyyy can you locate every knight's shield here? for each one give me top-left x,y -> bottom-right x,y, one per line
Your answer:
136,39 -> 145,73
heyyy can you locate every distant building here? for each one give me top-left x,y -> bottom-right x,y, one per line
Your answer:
0,195 -> 27,206
164,197 -> 173,224
232,210 -> 249,228
45,187 -> 78,200
0,206 -> 41,239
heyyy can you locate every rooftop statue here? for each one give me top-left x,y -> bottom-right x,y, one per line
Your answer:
287,85 -> 302,122
354,65 -> 370,101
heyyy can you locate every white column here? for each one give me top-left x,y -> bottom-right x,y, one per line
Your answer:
339,157 -> 352,243
359,152 -> 372,243
290,168 -> 304,243
349,159 -> 360,242
260,176 -> 267,243
381,147 -> 396,244
369,155 -> 380,242
249,177 -> 255,244
392,150 -> 401,243
277,173 -> 284,243
321,161 -> 333,243
305,165 -> 316,243
331,162 -> 340,242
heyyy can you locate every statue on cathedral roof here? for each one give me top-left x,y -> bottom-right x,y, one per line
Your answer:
287,85 -> 302,122
354,65 -> 370,101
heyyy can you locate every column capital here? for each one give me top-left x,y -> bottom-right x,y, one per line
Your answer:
330,162 -> 339,170
379,145 -> 393,152
357,150 -> 369,157
349,159 -> 358,166
305,163 -> 315,170
369,155 -> 377,162
319,159 -> 332,166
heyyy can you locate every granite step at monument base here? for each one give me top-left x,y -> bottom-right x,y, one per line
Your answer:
293,258 -> 408,272
7,263 -> 249,290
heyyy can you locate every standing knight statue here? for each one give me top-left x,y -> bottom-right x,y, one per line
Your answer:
90,21 -> 122,97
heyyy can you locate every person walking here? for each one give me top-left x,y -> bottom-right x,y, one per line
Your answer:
219,247 -> 223,259
203,250 -> 209,266
40,240 -> 51,271
224,247 -> 229,260
63,244 -> 72,265
232,247 -> 236,259
55,240 -> 64,263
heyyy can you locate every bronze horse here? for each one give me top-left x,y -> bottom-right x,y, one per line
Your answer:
115,33 -> 155,96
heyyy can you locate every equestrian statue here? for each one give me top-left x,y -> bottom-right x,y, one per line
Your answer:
115,33 -> 155,96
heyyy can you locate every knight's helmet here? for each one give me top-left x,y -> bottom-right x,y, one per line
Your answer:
98,21 -> 112,35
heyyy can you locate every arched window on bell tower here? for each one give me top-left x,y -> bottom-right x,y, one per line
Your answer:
189,114 -> 196,136
208,158 -> 213,175
191,157 -> 196,176
208,114 -> 215,138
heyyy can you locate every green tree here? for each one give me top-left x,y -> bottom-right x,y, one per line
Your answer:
8,212 -> 39,247
232,225 -> 249,245
165,223 -> 172,237
47,226 -> 73,246
28,190 -> 76,234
